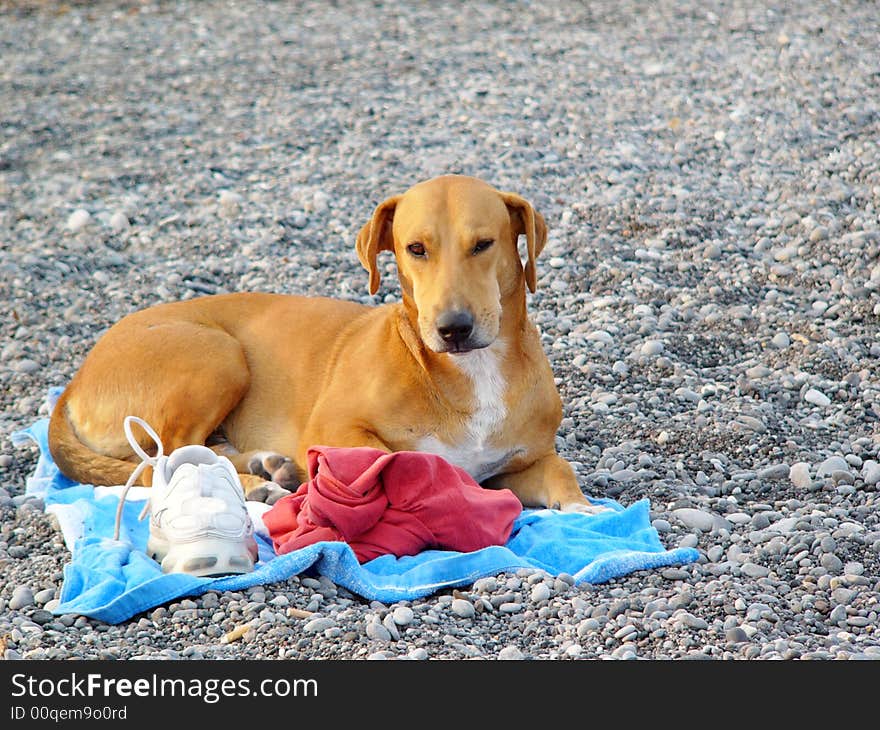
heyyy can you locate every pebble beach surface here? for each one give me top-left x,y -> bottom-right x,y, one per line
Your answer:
1,0 -> 879,660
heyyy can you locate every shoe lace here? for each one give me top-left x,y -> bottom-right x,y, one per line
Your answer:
113,416 -> 164,542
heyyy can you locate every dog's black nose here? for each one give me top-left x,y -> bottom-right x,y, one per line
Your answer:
436,311 -> 474,347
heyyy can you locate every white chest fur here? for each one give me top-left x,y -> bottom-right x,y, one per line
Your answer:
417,342 -> 519,482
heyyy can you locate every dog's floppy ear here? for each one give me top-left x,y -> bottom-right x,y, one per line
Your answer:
356,195 -> 401,295
500,191 -> 548,293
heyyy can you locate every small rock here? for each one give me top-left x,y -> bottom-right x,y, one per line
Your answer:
809,226 -> 828,243
671,508 -> 715,532
473,577 -> 497,593
498,645 -> 525,660
66,209 -> 91,232
451,599 -> 475,618
804,388 -> 831,407
741,563 -> 770,578
758,463 -> 790,480
109,211 -> 130,232
392,606 -> 414,626
30,610 -> 55,625
789,462 -> 812,488
641,340 -> 664,356
771,332 -> 790,349
726,627 -> 749,643
830,605 -> 847,624
9,586 -> 34,610
821,554 -> 844,573
365,618 -> 391,642
530,583 -> 551,603
861,460 -> 880,486
218,190 -> 243,217
817,456 -> 850,478
676,612 -> 708,630
303,617 -> 335,634
382,613 -> 400,641
33,588 -> 55,605
13,359 -> 39,374
0,455 -> 13,468
407,648 -> 428,660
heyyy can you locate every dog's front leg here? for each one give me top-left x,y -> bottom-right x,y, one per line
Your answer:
485,453 -> 608,514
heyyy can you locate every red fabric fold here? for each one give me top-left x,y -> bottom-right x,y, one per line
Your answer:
262,446 -> 523,563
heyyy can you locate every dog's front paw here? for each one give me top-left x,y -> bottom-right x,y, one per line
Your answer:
247,452 -> 301,490
557,498 -> 611,515
245,481 -> 293,505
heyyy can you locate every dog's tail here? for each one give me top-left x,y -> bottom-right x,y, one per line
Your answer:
48,391 -> 139,487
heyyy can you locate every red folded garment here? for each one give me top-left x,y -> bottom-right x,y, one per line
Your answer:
263,446 -> 523,562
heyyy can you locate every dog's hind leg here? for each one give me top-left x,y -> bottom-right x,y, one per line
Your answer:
50,319 -> 252,490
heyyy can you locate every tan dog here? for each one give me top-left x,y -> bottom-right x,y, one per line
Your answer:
48,175 -> 603,513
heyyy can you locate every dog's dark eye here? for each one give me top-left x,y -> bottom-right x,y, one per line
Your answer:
407,242 -> 427,257
473,239 -> 494,254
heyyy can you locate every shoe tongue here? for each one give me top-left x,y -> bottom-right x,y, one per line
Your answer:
164,445 -> 219,480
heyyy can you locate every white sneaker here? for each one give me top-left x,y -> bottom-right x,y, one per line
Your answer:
114,416 -> 258,577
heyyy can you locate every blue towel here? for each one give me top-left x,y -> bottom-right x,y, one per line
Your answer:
11,389 -> 699,625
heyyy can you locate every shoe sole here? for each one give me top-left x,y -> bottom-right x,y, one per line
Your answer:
148,533 -> 258,577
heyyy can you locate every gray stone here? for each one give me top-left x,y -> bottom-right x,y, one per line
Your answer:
109,211 -> 131,232
676,612 -> 708,630
671,508 -> 715,532
365,618 -> 391,642
498,645 -> 525,660
382,613 -> 400,641
821,554 -> 844,573
758,463 -> 790,480
741,563 -> 770,578
804,389 -> 831,407
66,209 -> 91,231
33,588 -> 56,605
789,462 -> 812,488
817,456 -> 849,478
530,583 -> 551,603
861,460 -> 880,485
451,599 -> 475,618
304,616 -> 335,633
771,332 -> 790,349
9,586 -> 34,611
640,340 -> 664,356
30,609 -> 55,625
392,606 -> 414,626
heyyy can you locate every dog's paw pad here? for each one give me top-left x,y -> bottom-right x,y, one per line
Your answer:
269,461 -> 300,490
265,482 -> 292,505
245,484 -> 270,502
245,481 -> 293,504
248,452 -> 296,481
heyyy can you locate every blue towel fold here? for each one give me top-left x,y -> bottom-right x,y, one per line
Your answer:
11,389 -> 699,625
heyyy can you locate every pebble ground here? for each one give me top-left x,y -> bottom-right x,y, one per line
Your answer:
1,0 -> 879,660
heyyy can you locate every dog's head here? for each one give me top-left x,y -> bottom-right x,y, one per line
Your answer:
356,175 -> 547,354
